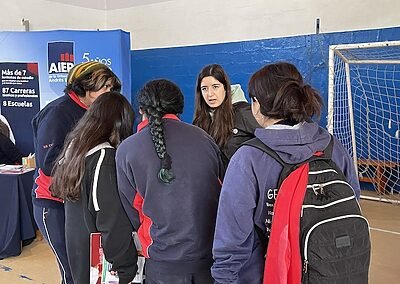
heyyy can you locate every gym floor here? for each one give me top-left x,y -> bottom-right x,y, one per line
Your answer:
0,198 -> 399,283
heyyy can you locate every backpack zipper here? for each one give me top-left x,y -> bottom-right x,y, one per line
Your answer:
303,259 -> 308,272
307,180 -> 354,195
301,196 -> 355,217
303,215 -> 370,272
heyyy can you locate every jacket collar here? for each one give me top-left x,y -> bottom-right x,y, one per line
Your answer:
68,91 -> 88,110
137,114 -> 180,132
86,142 -> 114,157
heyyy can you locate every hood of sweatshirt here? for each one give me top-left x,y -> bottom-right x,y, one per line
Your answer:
255,122 -> 331,164
231,84 -> 248,104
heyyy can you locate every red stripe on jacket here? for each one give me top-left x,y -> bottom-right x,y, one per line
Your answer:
133,191 -> 153,258
34,168 -> 63,202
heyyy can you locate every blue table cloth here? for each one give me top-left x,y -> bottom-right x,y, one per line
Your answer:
0,169 -> 36,259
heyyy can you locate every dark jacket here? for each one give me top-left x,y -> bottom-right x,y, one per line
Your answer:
31,92 -> 87,208
0,133 -> 23,164
116,115 -> 224,274
219,84 -> 259,169
65,143 -> 138,284
220,102 -> 259,169
211,122 -> 360,284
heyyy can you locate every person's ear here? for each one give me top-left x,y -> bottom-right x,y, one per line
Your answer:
139,109 -> 147,121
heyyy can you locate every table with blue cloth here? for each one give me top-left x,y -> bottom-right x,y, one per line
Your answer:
0,169 -> 36,259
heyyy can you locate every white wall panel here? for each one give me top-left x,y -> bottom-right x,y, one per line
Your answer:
106,0 -> 399,50
0,0 -> 106,31
0,0 -> 397,50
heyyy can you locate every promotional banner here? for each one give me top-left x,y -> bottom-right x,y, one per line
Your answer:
0,62 -> 40,154
0,30 -> 131,155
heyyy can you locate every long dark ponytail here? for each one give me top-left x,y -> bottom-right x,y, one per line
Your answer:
138,79 -> 184,183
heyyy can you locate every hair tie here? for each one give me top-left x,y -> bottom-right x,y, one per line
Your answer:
161,154 -> 172,169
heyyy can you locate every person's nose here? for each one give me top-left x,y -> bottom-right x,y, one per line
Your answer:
207,89 -> 215,98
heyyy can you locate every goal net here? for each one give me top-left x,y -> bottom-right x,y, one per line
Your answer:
328,40 -> 400,203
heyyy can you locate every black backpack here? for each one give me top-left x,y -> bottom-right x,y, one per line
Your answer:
244,137 -> 371,284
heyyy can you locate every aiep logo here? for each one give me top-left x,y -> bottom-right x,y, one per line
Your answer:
48,41 -> 75,74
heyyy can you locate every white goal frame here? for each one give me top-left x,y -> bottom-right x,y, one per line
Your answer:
328,40 -> 400,203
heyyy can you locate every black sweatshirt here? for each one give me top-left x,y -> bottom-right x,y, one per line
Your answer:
0,133 -> 23,164
65,143 -> 138,284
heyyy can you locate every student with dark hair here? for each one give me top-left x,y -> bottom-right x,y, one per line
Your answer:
0,119 -> 22,164
193,64 -> 259,170
116,79 -> 224,284
211,62 -> 360,283
51,92 -> 137,284
32,61 -> 121,284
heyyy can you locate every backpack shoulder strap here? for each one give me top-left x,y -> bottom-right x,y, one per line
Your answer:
243,138 -> 286,167
324,134 -> 334,158
310,134 -> 334,163
244,135 -> 334,162
242,138 -> 289,252
243,138 -> 298,184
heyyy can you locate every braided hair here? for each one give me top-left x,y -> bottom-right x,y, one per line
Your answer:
138,79 -> 184,183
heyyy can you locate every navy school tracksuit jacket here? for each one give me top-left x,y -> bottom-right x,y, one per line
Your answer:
116,114 -> 224,274
31,92 -> 87,208
211,122 -> 361,284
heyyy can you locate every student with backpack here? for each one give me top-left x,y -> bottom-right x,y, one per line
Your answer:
211,62 -> 369,284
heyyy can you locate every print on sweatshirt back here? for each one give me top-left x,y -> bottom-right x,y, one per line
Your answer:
244,137 -> 371,284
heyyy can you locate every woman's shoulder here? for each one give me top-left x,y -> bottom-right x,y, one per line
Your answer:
232,102 -> 259,132
233,101 -> 250,112
233,102 -> 253,120
85,143 -> 116,164
86,142 -> 114,155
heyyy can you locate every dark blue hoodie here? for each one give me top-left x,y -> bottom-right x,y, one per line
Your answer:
211,122 -> 360,284
116,115 -> 224,274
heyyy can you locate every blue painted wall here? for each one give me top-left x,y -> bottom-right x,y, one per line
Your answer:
131,26 -> 400,192
131,26 -> 400,127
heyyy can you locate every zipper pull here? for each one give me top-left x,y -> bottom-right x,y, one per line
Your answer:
311,184 -> 321,195
303,260 -> 308,273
